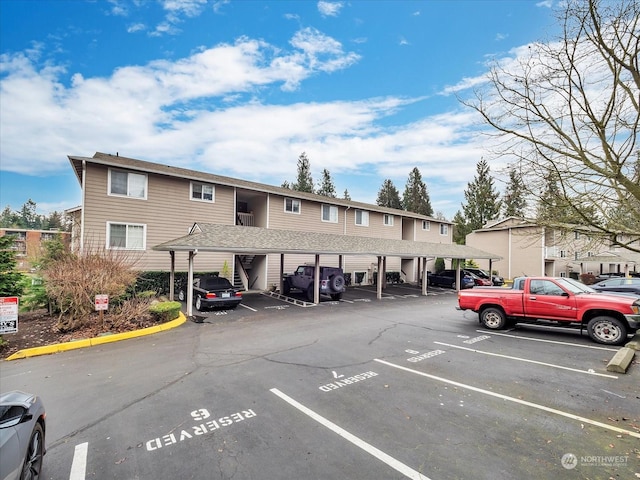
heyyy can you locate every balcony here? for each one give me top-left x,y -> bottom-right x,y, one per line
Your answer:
236,212 -> 255,227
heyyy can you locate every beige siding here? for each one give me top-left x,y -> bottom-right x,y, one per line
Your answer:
412,219 -> 452,243
267,195 -> 345,234
82,164 -> 236,271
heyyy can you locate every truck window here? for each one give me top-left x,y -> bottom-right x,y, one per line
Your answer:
530,279 -> 564,296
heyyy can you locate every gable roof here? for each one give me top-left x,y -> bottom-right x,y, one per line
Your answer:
68,152 -> 452,225
153,223 -> 501,260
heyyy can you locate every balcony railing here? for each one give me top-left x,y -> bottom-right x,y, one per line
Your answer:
237,212 -> 255,227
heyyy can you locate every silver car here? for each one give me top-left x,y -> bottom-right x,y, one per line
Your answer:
0,391 -> 46,480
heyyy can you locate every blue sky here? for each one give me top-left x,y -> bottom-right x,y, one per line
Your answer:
0,0 -> 559,220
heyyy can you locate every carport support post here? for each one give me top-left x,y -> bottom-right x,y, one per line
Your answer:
422,257 -> 428,296
382,257 -> 387,289
187,250 -> 196,318
455,261 -> 461,291
377,256 -> 383,300
314,254 -> 320,304
169,251 -> 175,301
279,254 -> 285,293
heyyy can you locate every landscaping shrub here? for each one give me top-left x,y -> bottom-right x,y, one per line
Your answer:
580,273 -> 596,285
149,301 -> 182,323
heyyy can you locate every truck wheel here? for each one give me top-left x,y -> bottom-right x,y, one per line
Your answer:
330,293 -> 342,301
306,284 -> 315,302
282,279 -> 291,295
587,316 -> 627,345
195,296 -> 203,311
480,307 -> 506,330
451,281 -> 456,289
178,290 -> 185,302
330,275 -> 345,291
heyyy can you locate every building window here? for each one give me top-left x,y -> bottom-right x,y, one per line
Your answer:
574,231 -> 580,239
383,214 -> 394,226
574,251 -> 580,260
321,205 -> 338,223
107,222 -> 145,250
191,182 -> 214,202
108,169 -> 147,199
559,272 -> 567,277
440,224 -> 448,235
284,198 -> 301,214
559,250 -> 567,258
422,220 -> 430,231
355,210 -> 369,226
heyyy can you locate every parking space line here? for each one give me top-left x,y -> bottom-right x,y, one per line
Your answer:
433,342 -> 618,378
239,303 -> 258,312
270,388 -> 432,480
374,359 -> 640,439
475,330 -> 618,351
69,442 -> 88,480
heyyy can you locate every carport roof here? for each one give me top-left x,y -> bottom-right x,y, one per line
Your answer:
153,223 -> 501,259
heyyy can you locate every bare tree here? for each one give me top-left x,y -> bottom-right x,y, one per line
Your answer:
464,0 -> 640,252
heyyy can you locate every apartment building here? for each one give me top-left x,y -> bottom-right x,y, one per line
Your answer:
0,228 -> 71,271
67,152 -> 493,292
465,217 -> 639,279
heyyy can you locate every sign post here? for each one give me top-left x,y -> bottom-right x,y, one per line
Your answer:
95,294 -> 109,325
0,297 -> 19,334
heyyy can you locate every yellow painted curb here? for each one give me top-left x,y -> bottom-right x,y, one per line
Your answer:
5,312 -> 187,361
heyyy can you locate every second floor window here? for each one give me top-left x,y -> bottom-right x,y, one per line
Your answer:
285,198 -> 300,214
322,205 -> 338,223
440,224 -> 448,235
191,182 -> 214,202
384,214 -> 394,226
560,250 -> 567,258
355,210 -> 369,226
109,169 -> 147,199
422,220 -> 430,231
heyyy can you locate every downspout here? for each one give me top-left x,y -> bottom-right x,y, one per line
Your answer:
508,227 -> 512,279
80,160 -> 86,253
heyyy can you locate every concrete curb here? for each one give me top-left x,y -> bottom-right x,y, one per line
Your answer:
606,347 -> 635,373
624,332 -> 640,351
5,312 -> 187,361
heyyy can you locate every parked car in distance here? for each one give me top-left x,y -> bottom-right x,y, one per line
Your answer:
282,265 -> 346,301
463,268 -> 504,286
0,390 -> 46,480
178,275 -> 242,311
591,277 -> 640,296
428,270 -> 475,289
462,270 -> 493,286
594,272 -> 625,282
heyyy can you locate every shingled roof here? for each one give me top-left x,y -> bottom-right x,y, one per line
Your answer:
153,223 -> 501,260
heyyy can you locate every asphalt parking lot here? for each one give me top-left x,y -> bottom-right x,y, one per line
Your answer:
1,284 -> 638,480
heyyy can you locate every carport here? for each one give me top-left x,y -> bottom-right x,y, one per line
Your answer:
153,223 -> 501,317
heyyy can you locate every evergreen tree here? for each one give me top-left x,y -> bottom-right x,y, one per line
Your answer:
502,166 -> 527,217
343,189 -> 351,201
281,180 -> 292,189
0,235 -> 25,297
317,169 -> 337,197
19,199 -> 40,229
0,206 -> 20,228
461,159 -> 501,231
376,179 -> 402,209
452,210 -> 470,245
402,167 -> 433,216
536,169 -> 597,224
292,152 -> 314,193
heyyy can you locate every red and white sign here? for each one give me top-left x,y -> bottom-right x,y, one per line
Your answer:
0,296 -> 19,334
95,294 -> 109,311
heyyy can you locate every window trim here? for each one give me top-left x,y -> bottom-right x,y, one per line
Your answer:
422,220 -> 430,231
355,209 -> 369,227
284,198 -> 301,214
190,181 -> 215,203
383,214 -> 394,226
107,168 -> 148,200
321,204 -> 338,223
106,222 -> 146,250
439,224 -> 449,236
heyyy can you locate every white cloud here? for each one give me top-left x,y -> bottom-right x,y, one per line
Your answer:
317,1 -> 344,17
495,33 -> 508,41
127,23 -> 146,33
536,1 -> 553,8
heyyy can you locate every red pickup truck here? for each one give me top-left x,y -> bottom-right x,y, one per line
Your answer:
457,276 -> 640,345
